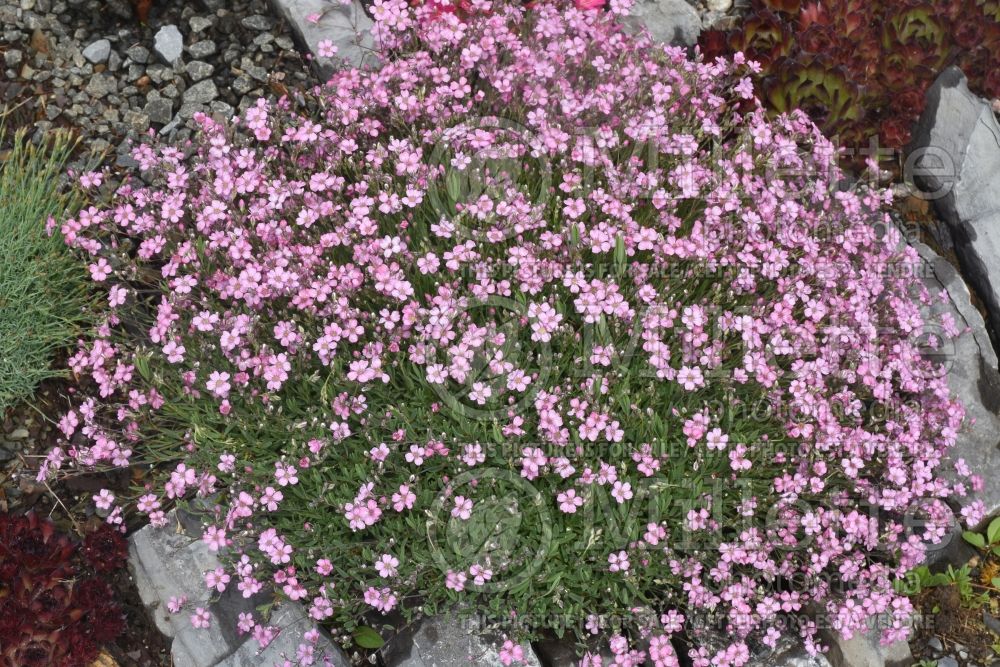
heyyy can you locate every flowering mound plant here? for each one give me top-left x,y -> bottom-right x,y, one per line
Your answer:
0,514 -> 126,667
45,0 -> 981,664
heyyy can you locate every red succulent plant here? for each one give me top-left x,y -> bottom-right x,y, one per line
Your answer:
0,514 -> 126,667
699,0 -> 1000,158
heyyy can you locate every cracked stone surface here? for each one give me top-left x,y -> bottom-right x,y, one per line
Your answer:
382,614 -> 542,667
914,239 -> 1000,540
128,510 -> 350,667
910,67 -> 1000,360
267,0 -> 375,79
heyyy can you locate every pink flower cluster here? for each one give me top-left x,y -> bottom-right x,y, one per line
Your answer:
46,0 -> 979,664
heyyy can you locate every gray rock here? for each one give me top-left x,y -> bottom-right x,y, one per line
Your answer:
232,74 -> 254,95
85,73 -> 117,98
186,39 -> 217,59
3,49 -> 23,67
154,24 -> 184,64
125,44 -> 150,64
107,50 -> 122,72
130,510 -> 350,667
146,63 -> 171,84
383,614 -> 541,667
914,240 -> 1000,541
178,101 -> 205,119
267,0 -> 376,77
747,635 -> 833,667
240,59 -> 268,83
189,16 -> 213,33
144,97 -> 174,125
81,38 -> 110,64
820,626 -> 911,667
128,520 -> 227,635
217,603 -> 350,667
159,116 -> 182,136
122,109 -> 150,133
185,60 -> 213,81
910,67 -> 1000,357
209,100 -> 234,118
623,0 -> 702,47
183,78 -> 217,104
241,14 -> 274,31
706,0 -> 732,10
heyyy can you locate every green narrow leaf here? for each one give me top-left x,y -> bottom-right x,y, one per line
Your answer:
614,234 -> 626,276
992,577 -> 1000,589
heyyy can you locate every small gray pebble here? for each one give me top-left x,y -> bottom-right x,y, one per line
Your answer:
240,14 -> 273,30
125,44 -> 149,64
3,49 -> 22,67
183,78 -> 218,104
189,16 -> 213,33
185,59 -> 214,81
209,100 -> 234,117
126,63 -> 144,81
153,24 -> 184,64
85,73 -> 117,98
186,39 -> 216,59
82,38 -> 111,64
146,63 -> 170,84
232,74 -> 254,95
143,97 -> 173,125
122,109 -> 150,133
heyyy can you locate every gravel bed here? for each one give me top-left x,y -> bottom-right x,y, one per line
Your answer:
0,0 -> 314,163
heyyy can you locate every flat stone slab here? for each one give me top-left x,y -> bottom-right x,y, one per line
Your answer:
383,614 -> 542,667
910,67 -> 1000,355
128,511 -> 350,667
821,625 -> 911,667
915,241 -> 1000,537
268,0 -> 376,79
623,0 -> 702,47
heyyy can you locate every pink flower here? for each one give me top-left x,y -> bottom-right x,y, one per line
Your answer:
274,462 -> 299,487
375,553 -> 399,578
392,484 -> 416,512
499,639 -> 525,665
205,567 -> 231,592
445,570 -> 467,591
557,489 -> 584,513
611,481 -> 633,504
608,551 -> 630,573
190,607 -> 211,629
88,258 -> 112,281
451,495 -> 473,520
202,525 -> 228,552
206,371 -> 231,398
93,489 -> 115,510
317,39 -> 337,58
